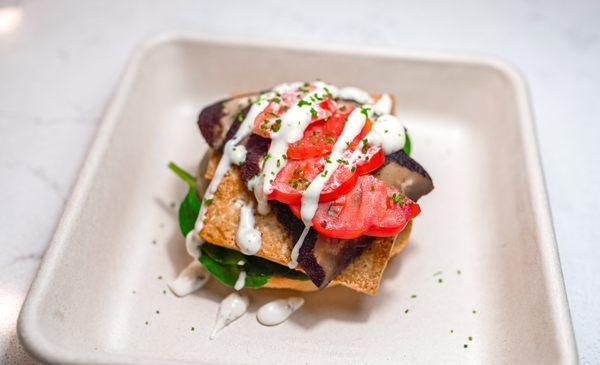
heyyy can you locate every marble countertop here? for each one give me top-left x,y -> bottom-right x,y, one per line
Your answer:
1,0 -> 598,363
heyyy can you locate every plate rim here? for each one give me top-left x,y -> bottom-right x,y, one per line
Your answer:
17,31 -> 578,364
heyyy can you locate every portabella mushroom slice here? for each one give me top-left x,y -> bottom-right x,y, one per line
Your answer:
375,150 -> 434,201
197,93 -> 258,151
240,133 -> 270,184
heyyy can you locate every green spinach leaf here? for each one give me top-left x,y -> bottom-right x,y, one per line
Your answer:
404,130 -> 412,156
168,162 -> 201,237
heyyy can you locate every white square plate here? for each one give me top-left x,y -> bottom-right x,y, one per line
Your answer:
18,34 -> 577,364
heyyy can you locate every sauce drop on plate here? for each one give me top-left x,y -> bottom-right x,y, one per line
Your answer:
257,297 -> 305,326
210,292 -> 249,339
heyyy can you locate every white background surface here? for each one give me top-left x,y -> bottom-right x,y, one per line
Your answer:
0,0 -> 597,363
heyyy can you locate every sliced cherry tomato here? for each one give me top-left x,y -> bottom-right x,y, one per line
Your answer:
289,174 -> 420,239
268,156 -> 357,205
354,146 -> 385,175
253,91 -> 334,138
287,108 -> 374,160
269,146 -> 385,205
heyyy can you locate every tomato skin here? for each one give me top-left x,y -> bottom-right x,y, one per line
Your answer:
268,146 -> 385,205
253,92 -> 335,139
287,108 -> 374,160
289,175 -> 420,239
267,156 -> 358,205
355,147 -> 385,175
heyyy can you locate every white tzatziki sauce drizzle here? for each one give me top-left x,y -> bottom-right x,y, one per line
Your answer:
371,93 -> 393,116
236,201 -> 262,255
338,86 -> 374,104
168,260 -> 210,297
234,270 -> 246,291
257,297 -> 305,326
210,292 -> 249,339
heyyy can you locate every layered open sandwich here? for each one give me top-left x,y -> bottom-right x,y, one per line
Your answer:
169,81 -> 433,295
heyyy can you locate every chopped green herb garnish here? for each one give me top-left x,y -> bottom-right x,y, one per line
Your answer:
384,129 -> 389,133
450,329 -> 454,333
303,81 -> 310,87
404,309 -> 409,314
298,86 -> 309,93
297,100 -> 311,107
321,170 -> 329,178
325,157 -> 332,163
263,153 -> 272,162
163,290 -> 167,295
145,321 -> 149,325
271,97 -> 281,104
152,239 -> 156,245
433,271 -> 443,276
203,198 -> 213,205
271,119 -> 282,132
411,294 -> 417,298
310,107 -> 318,118
472,309 -> 477,314
324,87 -> 333,98
282,154 -> 287,160
370,185 -> 375,191
157,275 -> 163,280
457,269 -> 462,275
464,344 -> 468,348
388,193 -> 400,203
351,166 -> 356,172
155,310 -> 160,314
468,336 -> 473,341
326,137 -> 334,143
360,106 -> 371,117
268,111 -> 278,118
276,159 -> 281,168
191,327 -> 195,331
438,278 -> 443,283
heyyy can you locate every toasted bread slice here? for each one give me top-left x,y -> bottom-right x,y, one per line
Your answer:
261,224 -> 410,292
198,160 -> 412,295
